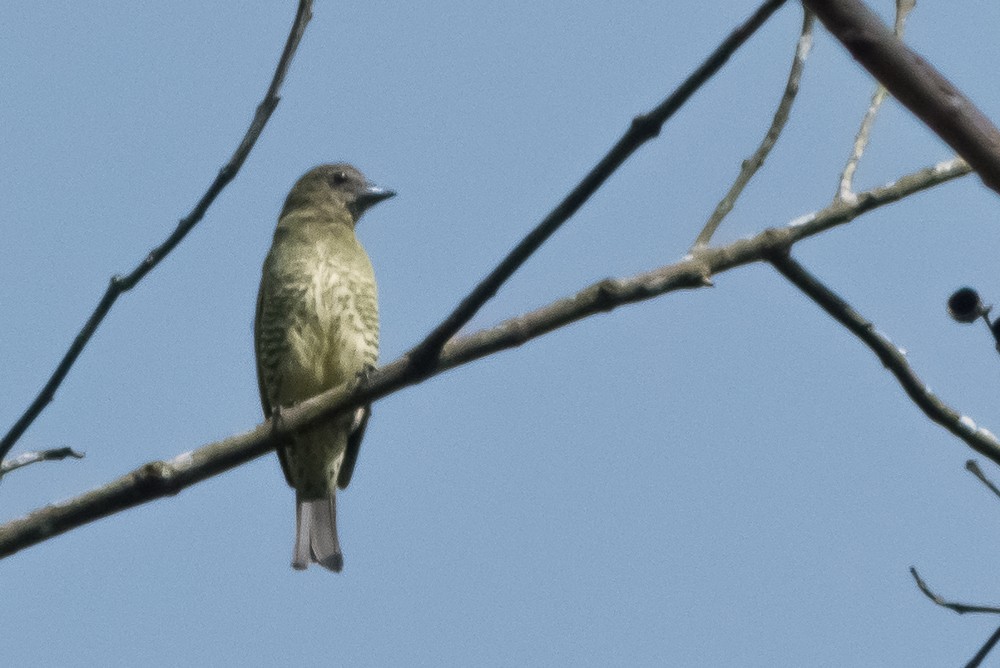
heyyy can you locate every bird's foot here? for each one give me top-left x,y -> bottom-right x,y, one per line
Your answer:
355,364 -> 375,388
270,404 -> 285,437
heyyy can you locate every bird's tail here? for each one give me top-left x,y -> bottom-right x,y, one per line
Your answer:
292,492 -> 343,572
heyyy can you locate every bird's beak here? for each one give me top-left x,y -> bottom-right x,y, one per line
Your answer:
357,183 -> 396,210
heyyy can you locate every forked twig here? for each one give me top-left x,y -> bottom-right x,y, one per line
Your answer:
803,0 -> 1000,195
694,8 -> 814,247
836,0 -> 915,201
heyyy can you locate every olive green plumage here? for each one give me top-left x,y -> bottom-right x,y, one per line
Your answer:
254,163 -> 394,572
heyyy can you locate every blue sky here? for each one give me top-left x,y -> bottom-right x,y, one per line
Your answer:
4,1 -> 1000,665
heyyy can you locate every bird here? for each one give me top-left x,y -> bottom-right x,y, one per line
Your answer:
254,163 -> 394,571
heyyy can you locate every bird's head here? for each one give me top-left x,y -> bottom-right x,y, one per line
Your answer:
280,163 -> 395,225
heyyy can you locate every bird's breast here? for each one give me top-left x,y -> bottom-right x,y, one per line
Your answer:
280,254 -> 378,401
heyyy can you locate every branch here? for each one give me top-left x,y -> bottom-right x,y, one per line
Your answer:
910,567 -> 1000,616
694,8 -> 814,248
966,460 -> 1000,502
910,569 -> 1000,667
768,251 -> 1000,465
0,158 -> 969,560
0,0 -> 314,463
0,448 -> 84,477
967,627 -> 1000,668
803,0 -> 1000,196
406,0 -> 789,367
835,0 -> 915,201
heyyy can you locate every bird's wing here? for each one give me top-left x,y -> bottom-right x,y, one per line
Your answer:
254,270 -> 272,419
255,258 -> 297,488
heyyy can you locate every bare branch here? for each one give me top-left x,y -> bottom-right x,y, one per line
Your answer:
406,0 -> 789,368
0,448 -> 84,477
967,626 -> 1000,668
914,562 -> 1000,667
694,8 -> 814,248
803,0 -> 1000,196
0,158 -> 969,560
768,251 -> 1000,465
910,567 -> 1000,615
0,0 -> 314,462
966,460 -> 1000,502
835,0 -> 915,201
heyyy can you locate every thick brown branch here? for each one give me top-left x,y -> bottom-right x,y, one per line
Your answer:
406,0 -> 789,367
0,0 -> 314,462
803,0 -> 1000,195
0,158 -> 969,560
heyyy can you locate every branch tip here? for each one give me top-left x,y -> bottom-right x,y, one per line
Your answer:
0,0 -> 313,461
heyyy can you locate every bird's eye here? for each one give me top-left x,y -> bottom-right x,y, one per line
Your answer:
331,171 -> 348,186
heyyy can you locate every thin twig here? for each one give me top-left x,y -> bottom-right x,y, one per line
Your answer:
694,8 -> 814,248
803,0 -> 1000,196
768,251 -> 1000,464
0,448 -> 84,477
836,0 -> 915,202
967,626 -> 1000,668
912,570 -> 1000,668
0,0 -> 314,463
910,567 -> 1000,615
966,460 -> 1000,502
0,158 -> 970,560
406,0 -> 789,368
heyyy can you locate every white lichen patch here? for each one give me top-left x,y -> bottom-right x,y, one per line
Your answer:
169,450 -> 195,468
789,212 -> 816,227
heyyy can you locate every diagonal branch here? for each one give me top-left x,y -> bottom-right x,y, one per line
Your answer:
966,460 -> 1000,502
406,0 -> 789,367
767,250 -> 1000,465
967,627 -> 1000,668
694,7 -> 814,248
0,157 -> 969,560
0,0 -> 314,463
803,0 -> 1000,196
835,0 -> 915,202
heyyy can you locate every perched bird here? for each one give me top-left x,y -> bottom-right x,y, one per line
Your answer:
255,163 -> 394,571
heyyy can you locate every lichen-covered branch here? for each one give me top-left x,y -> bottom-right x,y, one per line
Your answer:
0,157 -> 969,560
